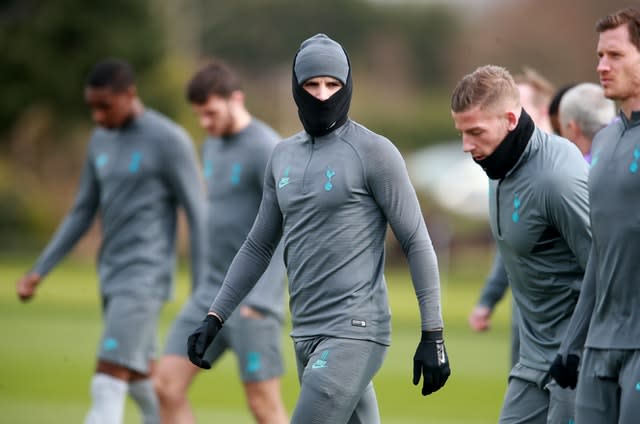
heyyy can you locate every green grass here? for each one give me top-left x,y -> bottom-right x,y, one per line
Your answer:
0,253 -> 512,423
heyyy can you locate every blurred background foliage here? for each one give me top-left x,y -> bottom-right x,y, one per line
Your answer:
0,0 -> 630,254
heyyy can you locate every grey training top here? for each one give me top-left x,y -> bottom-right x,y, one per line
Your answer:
489,128 -> 591,372
200,118 -> 286,320
32,109 -> 207,300
210,119 -> 443,345
560,113 -> 640,355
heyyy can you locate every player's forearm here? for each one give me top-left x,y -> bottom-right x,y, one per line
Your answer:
559,249 -> 597,356
477,254 -> 509,309
32,210 -> 95,276
184,198 -> 207,291
406,244 -> 444,331
209,235 -> 274,320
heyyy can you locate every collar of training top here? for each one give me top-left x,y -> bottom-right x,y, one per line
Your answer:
475,108 -> 535,180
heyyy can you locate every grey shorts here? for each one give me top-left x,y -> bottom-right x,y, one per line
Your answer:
164,293 -> 284,382
576,348 -> 640,424
99,294 -> 164,374
291,336 -> 387,424
499,363 -> 575,424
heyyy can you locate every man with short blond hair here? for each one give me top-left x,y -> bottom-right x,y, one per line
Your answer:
452,64 -> 591,424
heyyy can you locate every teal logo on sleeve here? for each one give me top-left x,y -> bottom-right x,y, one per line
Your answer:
203,159 -> 213,179
630,146 -> 640,174
246,351 -> 261,373
103,337 -> 119,351
591,148 -> 600,167
324,167 -> 336,191
96,153 -> 109,169
311,350 -> 330,369
231,162 -> 242,185
278,166 -> 291,189
512,193 -> 521,223
635,382 -> 640,391
129,151 -> 142,173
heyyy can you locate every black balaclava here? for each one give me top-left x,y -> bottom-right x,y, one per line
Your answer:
475,108 -> 535,180
292,33 -> 353,137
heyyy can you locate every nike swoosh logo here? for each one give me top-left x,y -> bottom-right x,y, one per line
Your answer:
278,178 -> 290,188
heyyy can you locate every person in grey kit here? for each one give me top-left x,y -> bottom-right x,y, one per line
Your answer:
153,60 -> 288,424
187,34 -> 450,424
451,65 -> 591,424
468,70 -> 556,369
549,8 -> 640,424
15,59 -> 207,424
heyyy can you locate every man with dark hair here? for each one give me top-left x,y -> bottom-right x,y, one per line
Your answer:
548,84 -> 577,136
451,64 -> 591,423
153,60 -> 288,424
187,34 -> 450,424
15,58 -> 207,424
549,7 -> 640,423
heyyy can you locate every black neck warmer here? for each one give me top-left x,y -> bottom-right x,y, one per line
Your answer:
475,108 -> 535,180
292,58 -> 353,137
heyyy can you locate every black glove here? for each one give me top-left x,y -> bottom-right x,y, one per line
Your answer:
413,330 -> 451,395
549,354 -> 579,389
187,314 -> 222,369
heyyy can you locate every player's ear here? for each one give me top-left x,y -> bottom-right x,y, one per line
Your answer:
566,120 -> 579,138
506,110 -> 519,131
230,90 -> 245,105
125,85 -> 137,100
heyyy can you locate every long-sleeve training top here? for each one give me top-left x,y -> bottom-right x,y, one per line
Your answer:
560,112 -> 640,356
209,119 -> 443,345
490,128 -> 591,372
200,118 -> 286,320
32,109 -> 207,300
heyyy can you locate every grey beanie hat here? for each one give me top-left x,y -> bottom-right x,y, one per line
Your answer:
294,33 -> 349,85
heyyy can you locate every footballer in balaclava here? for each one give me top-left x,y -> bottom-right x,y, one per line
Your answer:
292,33 -> 353,137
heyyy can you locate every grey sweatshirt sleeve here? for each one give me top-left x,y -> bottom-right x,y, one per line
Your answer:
162,129 -> 207,291
209,154 -> 283,321
544,170 -> 591,270
241,136 -> 286,312
365,139 -> 444,331
558,248 -> 596,358
32,151 -> 100,277
477,252 -> 509,309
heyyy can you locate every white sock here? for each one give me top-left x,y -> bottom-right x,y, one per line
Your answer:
84,373 -> 128,424
128,379 -> 160,424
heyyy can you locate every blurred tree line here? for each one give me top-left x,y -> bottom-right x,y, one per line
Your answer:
0,0 -> 461,251
0,0 -> 631,252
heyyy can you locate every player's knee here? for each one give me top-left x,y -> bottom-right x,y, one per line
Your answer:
247,393 -> 268,420
153,373 -> 184,407
246,388 -> 283,423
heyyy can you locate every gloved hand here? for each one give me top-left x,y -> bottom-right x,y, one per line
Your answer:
413,330 -> 451,395
187,314 -> 223,369
549,354 -> 579,389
